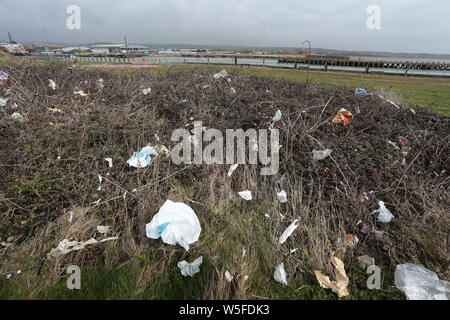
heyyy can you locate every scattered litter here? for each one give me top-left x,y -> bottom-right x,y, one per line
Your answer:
1,242 -> 12,248
290,248 -> 299,254
332,108 -> 353,125
97,174 -> 103,191
279,219 -> 299,244
358,255 -> 375,269
0,71 -> 8,85
11,103 -> 18,109
394,264 -> 450,300
225,271 -> 233,282
127,146 -> 158,168
6,274 -> 11,279
213,69 -> 228,79
97,226 -> 110,234
398,136 -> 409,147
182,98 -> 187,103
355,88 -> 371,96
47,237 -> 118,258
371,201 -> 394,223
96,79 -> 104,89
378,95 -> 400,109
142,88 -> 151,95
359,222 -> 371,234
48,79 -> 56,90
312,149 -> 332,161
48,107 -> 63,113
410,109 -> 416,115
145,200 -> 201,251
280,213 -> 285,220
74,90 -> 88,97
231,87 -> 236,94
104,158 -> 113,168
228,164 -> 238,177
92,199 -> 101,205
276,190 -> 287,203
0,98 -> 8,107
272,110 -> 282,122
11,112 -> 24,121
387,140 -> 400,150
345,234 -> 359,248
238,190 -> 252,201
264,213 -> 270,218
68,211 -> 74,223
274,262 -> 288,285
227,78 -> 232,83
178,256 -> 203,277
314,257 -> 349,297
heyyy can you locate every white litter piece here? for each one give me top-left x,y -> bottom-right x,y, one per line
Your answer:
74,90 -> 88,97
11,112 -> 24,121
0,98 -> 8,107
358,255 -> 375,269
225,271 -> 233,282
227,78 -> 232,82
274,262 -> 288,285
97,174 -> 103,191
277,190 -> 287,204
104,158 -> 113,168
312,149 -> 333,161
231,87 -> 236,94
6,274 -> 11,279
48,79 -> 56,90
92,199 -> 101,205
97,226 -> 110,234
142,88 -> 151,95
280,213 -> 285,220
127,146 -> 158,168
395,264 -> 450,300
279,219 -> 299,244
238,190 -> 252,201
16,270 -> 21,275
290,248 -> 299,254
227,164 -> 238,177
272,110 -> 282,122
11,103 -> 18,109
145,200 -> 201,251
346,235 -> 359,248
96,79 -> 104,89
178,256 -> 203,277
371,201 -> 394,223
213,69 -> 228,79
68,211 -> 74,223
264,213 -> 270,218
47,237 -> 118,258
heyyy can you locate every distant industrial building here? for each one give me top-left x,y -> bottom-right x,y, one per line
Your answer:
90,44 -> 149,54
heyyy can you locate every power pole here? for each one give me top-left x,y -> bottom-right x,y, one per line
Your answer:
123,33 -> 128,54
302,40 -> 311,85
7,30 -> 13,43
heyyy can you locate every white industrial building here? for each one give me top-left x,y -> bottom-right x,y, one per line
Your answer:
90,44 -> 149,54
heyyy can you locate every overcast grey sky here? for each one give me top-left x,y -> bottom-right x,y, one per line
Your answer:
0,0 -> 448,53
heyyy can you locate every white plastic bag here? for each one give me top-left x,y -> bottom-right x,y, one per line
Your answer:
274,262 -> 288,285
371,201 -> 394,223
142,88 -> 151,95
213,70 -> 228,79
277,190 -> 287,203
238,190 -> 252,201
272,110 -> 282,122
312,149 -> 332,161
279,219 -> 299,244
395,264 -> 450,300
127,146 -> 158,168
0,98 -> 8,107
228,164 -> 238,177
49,79 -> 56,90
11,112 -> 24,121
96,79 -> 104,89
178,256 -> 203,277
145,200 -> 201,251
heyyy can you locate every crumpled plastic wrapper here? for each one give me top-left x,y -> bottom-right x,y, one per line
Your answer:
127,146 -> 158,168
213,70 -> 228,79
371,201 -> 394,223
274,262 -> 288,285
332,108 -> 353,125
314,257 -> 349,297
279,219 -> 299,244
47,237 -> 118,258
178,256 -> 203,277
238,190 -> 252,201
